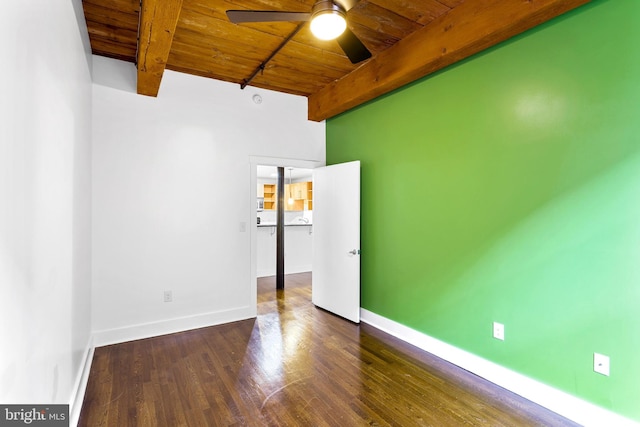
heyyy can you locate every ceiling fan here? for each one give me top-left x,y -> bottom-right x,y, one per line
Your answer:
226,0 -> 372,64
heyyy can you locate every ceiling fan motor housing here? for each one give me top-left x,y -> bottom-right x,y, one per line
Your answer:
312,0 -> 346,17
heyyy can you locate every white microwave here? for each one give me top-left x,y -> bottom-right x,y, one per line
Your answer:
257,197 -> 264,211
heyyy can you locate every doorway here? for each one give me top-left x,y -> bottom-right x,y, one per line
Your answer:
248,156 -> 322,315
256,165 -> 313,279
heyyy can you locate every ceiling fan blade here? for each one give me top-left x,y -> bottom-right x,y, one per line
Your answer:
336,27 -> 372,64
226,10 -> 310,24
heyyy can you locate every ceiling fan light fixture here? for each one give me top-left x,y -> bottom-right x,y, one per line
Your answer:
310,2 -> 346,40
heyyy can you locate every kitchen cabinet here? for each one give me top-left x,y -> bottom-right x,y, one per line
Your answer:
260,182 -> 312,211
306,181 -> 313,211
263,184 -> 276,210
292,182 -> 305,199
285,181 -> 313,211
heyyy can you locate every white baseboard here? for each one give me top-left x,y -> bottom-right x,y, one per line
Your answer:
360,308 -> 639,427
69,336 -> 95,427
93,306 -> 256,347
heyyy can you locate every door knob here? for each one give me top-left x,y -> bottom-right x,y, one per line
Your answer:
348,249 -> 360,255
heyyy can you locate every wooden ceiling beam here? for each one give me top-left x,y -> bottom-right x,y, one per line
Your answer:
308,0 -> 591,122
137,0 -> 184,97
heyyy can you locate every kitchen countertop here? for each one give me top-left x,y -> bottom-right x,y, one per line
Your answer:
258,222 -> 312,227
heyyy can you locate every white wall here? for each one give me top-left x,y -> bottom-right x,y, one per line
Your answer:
0,0 -> 93,416
92,57 -> 325,344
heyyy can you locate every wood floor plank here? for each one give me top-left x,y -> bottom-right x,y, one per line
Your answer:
79,272 -> 579,426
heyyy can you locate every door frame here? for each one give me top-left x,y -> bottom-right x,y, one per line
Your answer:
248,155 -> 323,315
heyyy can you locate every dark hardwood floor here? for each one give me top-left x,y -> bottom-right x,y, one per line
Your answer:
79,273 -> 579,426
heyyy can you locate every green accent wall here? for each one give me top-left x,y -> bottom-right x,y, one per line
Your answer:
326,0 -> 640,422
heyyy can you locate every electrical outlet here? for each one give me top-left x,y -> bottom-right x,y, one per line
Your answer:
594,353 -> 610,376
164,290 -> 173,302
493,322 -> 505,341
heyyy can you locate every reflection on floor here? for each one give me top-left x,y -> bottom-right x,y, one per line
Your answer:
79,272 -> 579,426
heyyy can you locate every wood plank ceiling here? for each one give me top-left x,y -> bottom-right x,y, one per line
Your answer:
83,0 -> 591,121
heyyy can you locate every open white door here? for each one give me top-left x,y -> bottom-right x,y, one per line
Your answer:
312,161 -> 361,323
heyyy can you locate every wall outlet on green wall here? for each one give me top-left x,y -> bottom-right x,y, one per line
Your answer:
594,353 -> 610,376
493,322 -> 505,341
